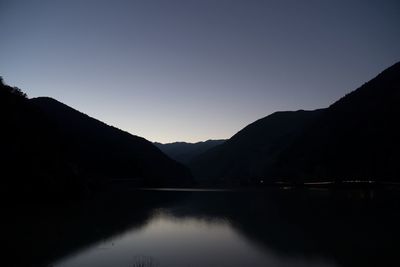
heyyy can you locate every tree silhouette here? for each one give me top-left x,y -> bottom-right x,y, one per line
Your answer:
0,76 -> 27,98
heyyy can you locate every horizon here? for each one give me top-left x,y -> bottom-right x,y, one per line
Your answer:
1,0 -> 400,143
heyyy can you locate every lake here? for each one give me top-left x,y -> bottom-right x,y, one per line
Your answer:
6,188 -> 400,267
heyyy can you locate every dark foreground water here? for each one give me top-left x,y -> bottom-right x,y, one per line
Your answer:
6,188 -> 400,267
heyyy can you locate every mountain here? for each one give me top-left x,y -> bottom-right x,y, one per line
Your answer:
3,61 -> 398,192
189,110 -> 324,185
154,140 -> 226,164
30,97 -> 192,187
190,61 -> 400,185
1,79 -> 75,202
1,78 -> 191,204
268,61 -> 400,182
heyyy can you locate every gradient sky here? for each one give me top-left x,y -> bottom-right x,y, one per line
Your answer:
1,0 -> 399,143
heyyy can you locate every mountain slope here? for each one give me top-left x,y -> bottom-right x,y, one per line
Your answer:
1,76 -> 192,204
30,97 -> 192,186
191,61 -> 400,185
1,79 -> 78,201
154,140 -> 226,164
269,61 -> 400,182
189,110 -> 324,185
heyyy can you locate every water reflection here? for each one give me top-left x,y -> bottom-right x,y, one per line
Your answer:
54,210 -> 336,267
6,188 -> 400,267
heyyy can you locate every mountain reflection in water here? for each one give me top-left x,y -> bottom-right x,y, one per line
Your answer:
55,211 -> 336,267
6,188 -> 400,267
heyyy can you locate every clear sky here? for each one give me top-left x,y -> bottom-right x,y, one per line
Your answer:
1,0 -> 399,143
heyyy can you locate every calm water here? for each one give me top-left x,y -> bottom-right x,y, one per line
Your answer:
7,188 -> 400,267
54,211 -> 334,267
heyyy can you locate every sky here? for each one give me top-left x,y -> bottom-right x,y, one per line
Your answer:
1,0 -> 399,143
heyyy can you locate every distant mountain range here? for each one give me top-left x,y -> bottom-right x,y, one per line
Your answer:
154,140 -> 225,164
1,80 -> 192,202
190,61 -> 400,185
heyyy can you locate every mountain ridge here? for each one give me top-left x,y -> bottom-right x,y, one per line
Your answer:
154,139 -> 226,164
189,109 -> 325,185
267,61 -> 400,182
30,96 -> 192,186
1,80 -> 192,205
190,61 -> 400,185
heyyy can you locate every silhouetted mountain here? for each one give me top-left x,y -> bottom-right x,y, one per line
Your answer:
1,78 -> 191,204
154,140 -> 225,164
1,78 -> 77,202
30,97 -> 192,187
191,61 -> 400,185
269,61 -> 400,182
189,110 -> 324,185
3,61 -> 399,192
